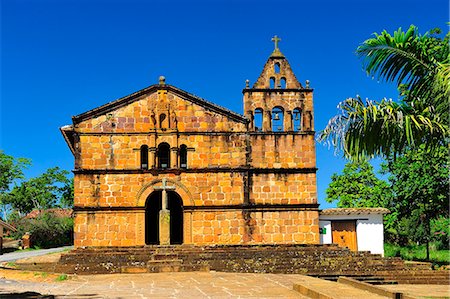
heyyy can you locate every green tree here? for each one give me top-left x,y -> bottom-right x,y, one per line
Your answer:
0,151 -> 31,218
319,26 -> 449,161
0,151 -> 31,194
325,160 -> 391,208
4,167 -> 72,214
10,211 -> 74,248
60,177 -> 74,208
384,145 -> 449,260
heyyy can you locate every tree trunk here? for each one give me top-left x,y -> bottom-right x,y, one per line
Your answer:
425,215 -> 430,261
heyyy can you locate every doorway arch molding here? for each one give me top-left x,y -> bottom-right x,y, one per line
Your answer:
136,178 -> 194,207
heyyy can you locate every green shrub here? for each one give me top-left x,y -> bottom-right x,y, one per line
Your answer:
384,243 -> 450,266
56,274 -> 68,281
431,217 -> 449,250
10,211 -> 73,248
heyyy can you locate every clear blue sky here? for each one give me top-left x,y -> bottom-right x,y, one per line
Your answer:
1,0 -> 447,209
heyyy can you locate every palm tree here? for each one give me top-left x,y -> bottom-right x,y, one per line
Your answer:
319,25 -> 449,161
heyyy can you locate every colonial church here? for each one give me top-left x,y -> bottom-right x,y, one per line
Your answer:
61,37 -> 319,247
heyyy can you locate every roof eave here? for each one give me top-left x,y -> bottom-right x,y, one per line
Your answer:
72,84 -> 248,125
60,125 -> 76,155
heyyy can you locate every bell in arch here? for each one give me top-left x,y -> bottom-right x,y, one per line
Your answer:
274,113 -> 280,120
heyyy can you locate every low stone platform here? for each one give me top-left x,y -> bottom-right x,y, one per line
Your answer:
56,244 -> 409,277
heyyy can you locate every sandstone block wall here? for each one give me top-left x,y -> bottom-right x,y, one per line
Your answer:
66,52 -> 319,248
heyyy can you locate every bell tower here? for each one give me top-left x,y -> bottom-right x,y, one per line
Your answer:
243,36 -> 314,133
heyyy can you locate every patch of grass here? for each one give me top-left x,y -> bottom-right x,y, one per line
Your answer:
18,246 -> 41,252
6,262 -> 16,267
55,274 -> 68,281
385,243 -> 450,266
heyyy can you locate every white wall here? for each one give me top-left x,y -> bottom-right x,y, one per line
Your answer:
319,220 -> 332,244
319,214 -> 385,256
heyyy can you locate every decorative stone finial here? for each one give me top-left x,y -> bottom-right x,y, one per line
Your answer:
159,76 -> 166,85
245,79 -> 250,88
305,80 -> 310,88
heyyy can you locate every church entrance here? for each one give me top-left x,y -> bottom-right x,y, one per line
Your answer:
145,191 -> 184,245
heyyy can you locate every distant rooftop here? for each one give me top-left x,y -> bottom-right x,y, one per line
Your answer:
320,208 -> 390,215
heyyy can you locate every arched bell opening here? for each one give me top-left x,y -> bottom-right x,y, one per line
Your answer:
271,107 -> 284,132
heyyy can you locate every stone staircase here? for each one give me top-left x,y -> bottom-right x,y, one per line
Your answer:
57,244 -> 409,277
374,269 -> 450,284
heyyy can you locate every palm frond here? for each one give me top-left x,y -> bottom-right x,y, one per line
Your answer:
357,25 -> 450,111
318,96 -> 449,161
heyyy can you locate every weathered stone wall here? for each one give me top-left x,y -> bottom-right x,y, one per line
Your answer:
68,52 -> 319,248
74,209 -> 319,247
76,91 -> 247,134
76,134 -> 249,170
190,210 -> 319,245
74,173 -> 246,208
74,211 -> 144,247
250,173 -> 317,205
250,134 -> 316,168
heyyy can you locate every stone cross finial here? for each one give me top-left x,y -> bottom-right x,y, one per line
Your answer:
271,35 -> 281,50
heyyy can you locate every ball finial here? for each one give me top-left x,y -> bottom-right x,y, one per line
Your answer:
159,76 -> 166,85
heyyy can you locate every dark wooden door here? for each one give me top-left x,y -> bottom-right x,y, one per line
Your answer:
331,221 -> 357,251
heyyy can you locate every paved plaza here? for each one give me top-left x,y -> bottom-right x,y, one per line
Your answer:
0,270 -> 448,298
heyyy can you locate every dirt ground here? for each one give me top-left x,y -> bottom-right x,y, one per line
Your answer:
0,268 -> 66,283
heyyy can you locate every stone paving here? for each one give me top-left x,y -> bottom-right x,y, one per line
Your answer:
0,272 -> 310,298
381,284 -> 450,298
0,271 -> 448,298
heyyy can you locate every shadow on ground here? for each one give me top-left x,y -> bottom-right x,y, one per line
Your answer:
0,292 -> 101,299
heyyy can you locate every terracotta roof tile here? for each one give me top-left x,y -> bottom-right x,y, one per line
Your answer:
25,209 -> 73,219
320,208 -> 390,215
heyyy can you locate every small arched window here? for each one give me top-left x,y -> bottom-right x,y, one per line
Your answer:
274,63 -> 280,74
272,107 -> 284,132
140,145 -> 148,169
280,77 -> 287,89
254,108 -> 263,131
157,143 -> 170,169
293,108 -> 301,131
270,77 -> 276,89
179,145 -> 188,169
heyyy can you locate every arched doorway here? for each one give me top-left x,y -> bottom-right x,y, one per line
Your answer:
145,191 -> 183,245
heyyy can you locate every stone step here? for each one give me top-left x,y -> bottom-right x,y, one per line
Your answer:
147,259 -> 183,266
152,253 -> 180,260
57,244 -> 411,275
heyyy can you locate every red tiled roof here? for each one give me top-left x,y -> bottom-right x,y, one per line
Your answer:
320,208 -> 390,215
25,208 -> 73,219
0,219 -> 16,231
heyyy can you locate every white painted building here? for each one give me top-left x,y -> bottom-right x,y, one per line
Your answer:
319,208 -> 389,256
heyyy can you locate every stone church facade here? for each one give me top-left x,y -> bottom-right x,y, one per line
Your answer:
61,39 -> 319,247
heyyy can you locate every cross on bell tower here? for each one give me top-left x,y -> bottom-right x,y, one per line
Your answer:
271,35 -> 281,51
270,35 -> 284,58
